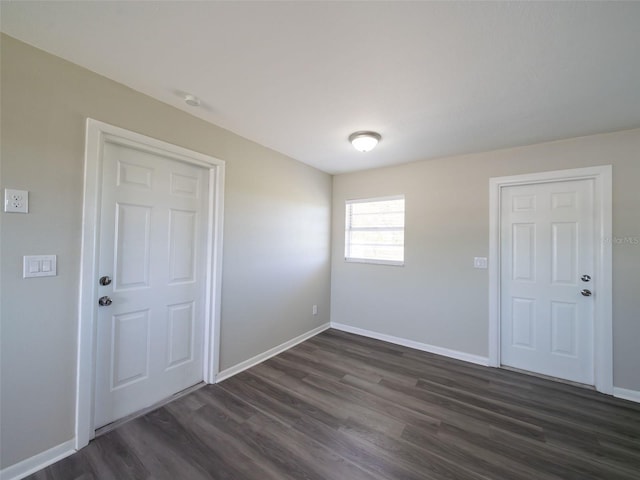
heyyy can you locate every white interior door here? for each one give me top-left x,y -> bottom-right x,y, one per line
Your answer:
94,140 -> 209,428
500,179 -> 595,385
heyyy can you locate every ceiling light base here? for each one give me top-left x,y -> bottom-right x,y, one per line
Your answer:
184,94 -> 201,107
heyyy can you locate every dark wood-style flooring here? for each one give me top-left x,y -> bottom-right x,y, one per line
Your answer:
28,329 -> 640,479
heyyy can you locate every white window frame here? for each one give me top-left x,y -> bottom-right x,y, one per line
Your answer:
345,194 -> 405,266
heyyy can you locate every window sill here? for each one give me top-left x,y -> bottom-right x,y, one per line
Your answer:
345,258 -> 404,267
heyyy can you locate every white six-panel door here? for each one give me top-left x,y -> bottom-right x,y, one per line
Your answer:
500,179 -> 595,385
94,140 -> 209,428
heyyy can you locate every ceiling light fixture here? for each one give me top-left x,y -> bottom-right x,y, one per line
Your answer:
349,131 -> 381,152
184,94 -> 201,107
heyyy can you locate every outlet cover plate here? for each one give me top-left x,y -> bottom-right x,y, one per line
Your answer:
4,189 -> 29,213
473,257 -> 488,269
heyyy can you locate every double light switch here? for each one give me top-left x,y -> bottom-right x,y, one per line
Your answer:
23,255 -> 57,278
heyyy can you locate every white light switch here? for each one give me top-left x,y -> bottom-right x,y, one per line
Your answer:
473,257 -> 488,269
23,255 -> 57,278
29,260 -> 40,274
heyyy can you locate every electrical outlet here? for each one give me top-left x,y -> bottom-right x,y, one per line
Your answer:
312,305 -> 318,315
4,189 -> 29,213
473,257 -> 488,269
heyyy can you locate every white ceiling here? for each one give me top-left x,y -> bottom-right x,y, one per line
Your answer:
2,1 -> 640,174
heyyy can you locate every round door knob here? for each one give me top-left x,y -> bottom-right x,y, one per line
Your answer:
580,289 -> 592,297
98,296 -> 113,306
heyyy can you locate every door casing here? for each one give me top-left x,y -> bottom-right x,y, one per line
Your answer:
489,166 -> 612,394
75,119 -> 225,449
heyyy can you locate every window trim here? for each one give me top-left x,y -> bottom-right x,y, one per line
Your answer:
345,194 -> 405,266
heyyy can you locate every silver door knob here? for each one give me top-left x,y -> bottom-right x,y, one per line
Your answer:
581,275 -> 591,282
580,289 -> 592,297
98,296 -> 113,306
99,275 -> 112,286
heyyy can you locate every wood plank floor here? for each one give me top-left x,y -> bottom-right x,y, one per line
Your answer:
28,329 -> 640,479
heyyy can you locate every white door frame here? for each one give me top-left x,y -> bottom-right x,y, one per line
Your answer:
75,119 -> 225,449
488,165 -> 612,394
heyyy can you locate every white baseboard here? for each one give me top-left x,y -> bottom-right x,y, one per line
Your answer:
215,323 -> 330,382
330,322 -> 490,367
613,387 -> 640,404
0,439 -> 75,480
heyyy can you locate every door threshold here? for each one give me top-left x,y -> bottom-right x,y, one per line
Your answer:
500,366 -> 595,390
95,382 -> 206,438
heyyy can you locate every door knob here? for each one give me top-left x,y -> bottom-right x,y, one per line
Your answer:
98,296 -> 113,306
99,275 -> 112,286
581,275 -> 591,282
580,289 -> 592,297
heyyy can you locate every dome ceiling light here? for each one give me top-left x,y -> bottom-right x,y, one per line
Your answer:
349,131 -> 381,152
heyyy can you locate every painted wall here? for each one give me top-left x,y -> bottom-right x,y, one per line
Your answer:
331,128 -> 640,391
0,35 -> 332,469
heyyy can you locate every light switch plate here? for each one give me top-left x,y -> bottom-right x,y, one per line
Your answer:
4,189 -> 29,213
474,257 -> 488,269
23,255 -> 57,278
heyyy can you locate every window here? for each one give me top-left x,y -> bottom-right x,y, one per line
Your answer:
345,195 -> 405,265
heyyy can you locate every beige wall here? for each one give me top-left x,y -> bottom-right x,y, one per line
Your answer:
0,35 -> 332,469
332,128 -> 640,391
